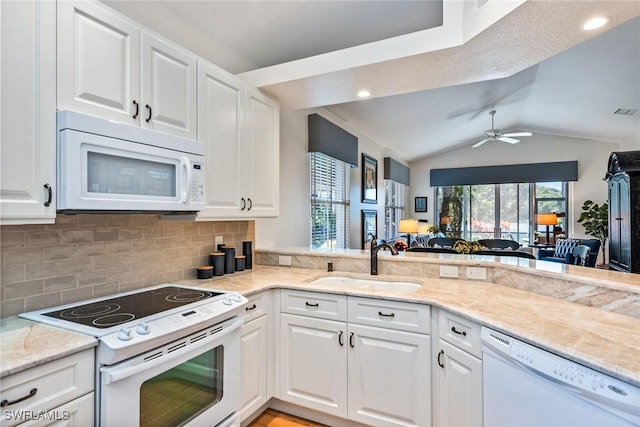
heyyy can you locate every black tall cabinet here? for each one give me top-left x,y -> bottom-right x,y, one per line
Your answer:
605,151 -> 640,273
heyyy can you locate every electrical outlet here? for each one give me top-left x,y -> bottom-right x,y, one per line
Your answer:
466,267 -> 487,280
439,265 -> 458,278
214,236 -> 224,248
278,255 -> 292,266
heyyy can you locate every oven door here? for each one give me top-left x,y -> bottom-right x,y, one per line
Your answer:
99,316 -> 241,427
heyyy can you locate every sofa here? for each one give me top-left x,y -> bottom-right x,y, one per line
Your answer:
536,239 -> 601,267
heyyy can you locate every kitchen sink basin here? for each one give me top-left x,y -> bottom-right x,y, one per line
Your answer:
309,275 -> 422,292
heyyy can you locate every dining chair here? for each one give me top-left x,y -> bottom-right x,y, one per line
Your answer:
572,245 -> 591,266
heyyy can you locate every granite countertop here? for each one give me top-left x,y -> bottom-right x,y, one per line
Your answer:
2,264 -> 638,389
0,317 -> 97,378
180,265 -> 640,387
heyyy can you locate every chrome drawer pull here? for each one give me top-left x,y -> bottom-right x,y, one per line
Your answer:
451,326 -> 467,336
1,388 -> 37,407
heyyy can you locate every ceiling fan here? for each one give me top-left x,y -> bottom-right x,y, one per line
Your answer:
472,110 -> 533,148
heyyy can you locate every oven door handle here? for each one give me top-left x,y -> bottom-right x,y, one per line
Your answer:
101,316 -> 242,385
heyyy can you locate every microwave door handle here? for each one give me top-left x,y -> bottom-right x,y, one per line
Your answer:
181,157 -> 192,204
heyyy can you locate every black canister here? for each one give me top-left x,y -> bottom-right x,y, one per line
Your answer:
222,247 -> 235,274
242,240 -> 253,269
235,255 -> 246,272
196,265 -> 213,279
209,252 -> 225,276
217,243 -> 226,251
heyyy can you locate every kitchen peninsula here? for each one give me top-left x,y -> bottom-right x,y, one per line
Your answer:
2,249 -> 639,427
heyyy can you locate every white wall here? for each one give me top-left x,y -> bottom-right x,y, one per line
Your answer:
258,116 -> 628,248
408,134 -> 623,239
256,108 -> 408,249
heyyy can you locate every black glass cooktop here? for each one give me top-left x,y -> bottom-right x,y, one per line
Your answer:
43,286 -> 222,329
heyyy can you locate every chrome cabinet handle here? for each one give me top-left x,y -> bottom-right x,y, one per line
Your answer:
451,326 -> 467,336
145,104 -> 152,123
1,388 -> 37,407
378,311 -> 395,318
245,304 -> 257,311
43,183 -> 52,207
349,332 -> 355,348
338,330 -> 344,346
305,302 -> 319,307
132,100 -> 139,119
437,350 -> 445,368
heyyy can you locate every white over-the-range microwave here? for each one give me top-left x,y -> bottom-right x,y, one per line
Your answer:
57,110 -> 205,213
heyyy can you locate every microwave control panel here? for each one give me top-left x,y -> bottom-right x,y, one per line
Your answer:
191,163 -> 205,203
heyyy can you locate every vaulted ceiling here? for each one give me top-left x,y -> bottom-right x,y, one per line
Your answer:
105,1 -> 640,161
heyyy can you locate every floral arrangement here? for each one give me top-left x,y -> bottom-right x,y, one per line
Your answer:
426,225 -> 440,234
453,240 -> 482,254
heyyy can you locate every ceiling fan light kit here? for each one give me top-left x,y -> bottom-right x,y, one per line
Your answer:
472,110 -> 533,148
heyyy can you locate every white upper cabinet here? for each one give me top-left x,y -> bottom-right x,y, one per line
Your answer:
0,0 -> 57,224
57,1 -> 197,139
197,60 -> 280,219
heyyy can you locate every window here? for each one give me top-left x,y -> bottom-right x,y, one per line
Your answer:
310,152 -> 351,249
384,180 -> 406,240
435,181 -> 568,245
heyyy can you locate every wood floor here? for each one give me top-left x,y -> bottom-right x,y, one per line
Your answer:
247,409 -> 329,427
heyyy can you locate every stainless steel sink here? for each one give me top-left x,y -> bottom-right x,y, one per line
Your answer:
309,275 -> 422,292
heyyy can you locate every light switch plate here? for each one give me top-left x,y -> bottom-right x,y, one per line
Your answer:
466,267 -> 487,280
215,236 -> 224,247
439,265 -> 458,278
278,255 -> 292,266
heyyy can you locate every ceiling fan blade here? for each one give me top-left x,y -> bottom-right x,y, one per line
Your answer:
498,136 -> 520,144
502,132 -> 532,137
472,139 -> 490,148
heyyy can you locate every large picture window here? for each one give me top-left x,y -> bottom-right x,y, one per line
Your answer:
310,152 -> 351,249
435,182 -> 568,245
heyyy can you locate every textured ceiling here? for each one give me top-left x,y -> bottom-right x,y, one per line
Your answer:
104,0 -> 640,161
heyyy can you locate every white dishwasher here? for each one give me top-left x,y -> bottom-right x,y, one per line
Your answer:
481,327 -> 640,427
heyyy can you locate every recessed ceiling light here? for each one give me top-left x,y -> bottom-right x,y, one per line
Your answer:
583,16 -> 609,31
358,90 -> 371,98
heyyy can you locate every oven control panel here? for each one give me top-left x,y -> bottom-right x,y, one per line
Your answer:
98,293 -> 247,365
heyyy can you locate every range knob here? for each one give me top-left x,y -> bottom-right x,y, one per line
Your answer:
222,296 -> 232,305
117,327 -> 133,341
231,293 -> 242,302
137,322 -> 150,335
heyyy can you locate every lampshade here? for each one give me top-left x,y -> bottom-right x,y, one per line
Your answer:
537,213 -> 558,226
398,219 -> 419,233
417,221 -> 430,235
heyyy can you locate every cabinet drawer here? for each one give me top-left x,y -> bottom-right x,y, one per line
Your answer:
243,291 -> 268,323
348,297 -> 430,334
438,309 -> 482,358
0,349 -> 94,427
280,290 -> 347,321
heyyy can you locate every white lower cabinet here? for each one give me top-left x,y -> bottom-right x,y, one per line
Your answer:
279,290 -> 431,427
239,292 -> 270,421
433,309 -> 483,427
0,349 -> 94,427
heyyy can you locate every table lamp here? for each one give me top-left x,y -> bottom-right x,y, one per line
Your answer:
398,219 -> 419,248
537,213 -> 558,243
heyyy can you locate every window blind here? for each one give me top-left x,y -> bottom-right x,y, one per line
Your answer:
384,180 -> 406,240
310,152 -> 351,249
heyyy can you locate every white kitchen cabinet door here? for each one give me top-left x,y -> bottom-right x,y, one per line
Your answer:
0,0 -> 56,224
196,60 -> 245,218
57,1 -> 140,125
348,324 -> 431,427
244,89 -> 279,217
239,315 -> 268,420
141,33 -> 197,139
279,314 -> 347,418
434,339 -> 483,427
20,393 -> 94,427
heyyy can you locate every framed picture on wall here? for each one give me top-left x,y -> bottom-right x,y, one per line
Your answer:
361,154 -> 378,203
415,196 -> 428,213
361,209 -> 377,249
